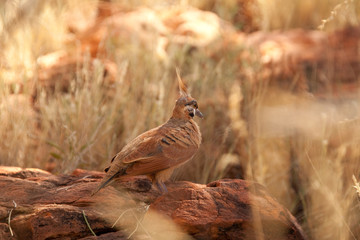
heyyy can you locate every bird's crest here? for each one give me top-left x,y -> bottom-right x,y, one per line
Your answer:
176,68 -> 190,97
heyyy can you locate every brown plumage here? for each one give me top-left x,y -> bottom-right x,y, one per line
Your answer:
92,71 -> 203,195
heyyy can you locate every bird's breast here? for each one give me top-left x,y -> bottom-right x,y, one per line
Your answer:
185,120 -> 202,147
160,119 -> 201,149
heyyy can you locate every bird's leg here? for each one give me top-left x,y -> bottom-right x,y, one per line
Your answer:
161,182 -> 168,193
156,182 -> 163,193
156,181 -> 168,194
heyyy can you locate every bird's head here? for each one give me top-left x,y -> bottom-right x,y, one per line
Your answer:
171,69 -> 203,120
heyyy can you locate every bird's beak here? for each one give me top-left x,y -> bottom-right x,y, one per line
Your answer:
195,109 -> 204,119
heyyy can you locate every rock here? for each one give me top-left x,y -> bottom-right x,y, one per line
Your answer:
0,166 -> 307,240
242,26 -> 360,96
151,180 -> 307,240
32,51 -> 117,106
79,231 -> 127,240
195,0 -> 260,33
30,4 -> 360,101
0,223 -> 13,239
77,6 -> 236,62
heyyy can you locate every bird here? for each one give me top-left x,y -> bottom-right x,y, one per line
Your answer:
92,70 -> 203,195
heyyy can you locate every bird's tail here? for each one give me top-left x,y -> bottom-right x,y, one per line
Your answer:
91,167 -> 127,196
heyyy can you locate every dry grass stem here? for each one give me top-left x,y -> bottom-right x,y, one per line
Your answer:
318,0 -> 355,30
7,200 -> 17,237
82,210 -> 97,236
353,175 -> 360,200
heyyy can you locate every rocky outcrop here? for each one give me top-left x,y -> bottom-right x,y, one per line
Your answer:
9,1 -> 355,106
0,166 -> 306,240
243,26 -> 360,96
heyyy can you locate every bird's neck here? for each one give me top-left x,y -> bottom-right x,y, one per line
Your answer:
167,117 -> 200,132
168,116 -> 189,125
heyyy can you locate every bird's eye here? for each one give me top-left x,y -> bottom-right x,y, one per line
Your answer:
185,100 -> 198,108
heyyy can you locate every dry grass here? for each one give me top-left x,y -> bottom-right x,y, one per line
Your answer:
1,0 -> 360,239
245,89 -> 360,239
257,0 -> 359,30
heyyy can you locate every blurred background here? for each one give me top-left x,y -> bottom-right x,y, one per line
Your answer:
1,0 -> 360,239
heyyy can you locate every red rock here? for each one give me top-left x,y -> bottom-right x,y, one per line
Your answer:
242,26 -> 360,97
0,223 -> 13,239
0,166 -> 50,179
196,0 -> 260,33
152,180 -> 307,240
29,4 -> 360,101
31,51 -> 117,109
0,166 -> 306,240
79,231 -> 127,240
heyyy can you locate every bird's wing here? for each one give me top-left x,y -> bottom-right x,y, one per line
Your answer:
93,125 -> 198,194
92,128 -> 160,195
125,126 -> 198,176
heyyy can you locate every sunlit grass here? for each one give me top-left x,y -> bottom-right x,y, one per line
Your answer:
257,0 -> 359,30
